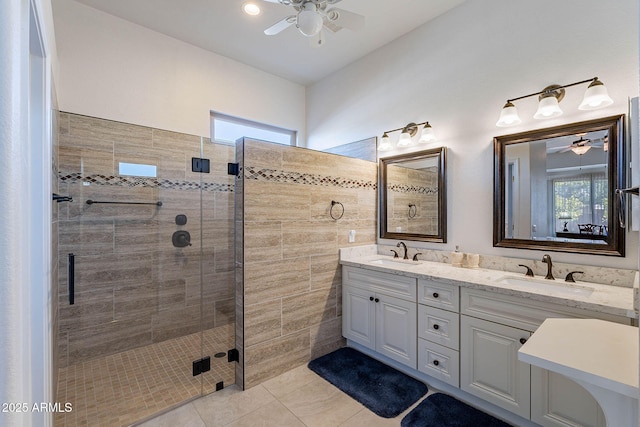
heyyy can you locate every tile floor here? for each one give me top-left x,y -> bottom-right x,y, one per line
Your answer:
55,324 -> 234,427
138,363 -> 439,427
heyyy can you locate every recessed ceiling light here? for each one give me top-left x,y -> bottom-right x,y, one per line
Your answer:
243,3 -> 261,16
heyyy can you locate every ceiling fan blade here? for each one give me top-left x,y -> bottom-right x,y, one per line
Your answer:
326,0 -> 344,4
264,16 -> 296,35
325,7 -> 365,31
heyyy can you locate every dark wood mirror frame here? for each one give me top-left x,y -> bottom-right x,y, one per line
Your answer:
493,115 -> 625,256
379,147 -> 447,243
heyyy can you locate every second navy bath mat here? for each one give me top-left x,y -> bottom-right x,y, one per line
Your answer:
401,393 -> 512,427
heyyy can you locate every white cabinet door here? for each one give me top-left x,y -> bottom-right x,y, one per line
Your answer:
461,315 -> 531,419
343,285 -> 376,349
531,366 -> 606,427
376,294 -> 417,369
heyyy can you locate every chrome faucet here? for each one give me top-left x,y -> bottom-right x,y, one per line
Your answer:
396,241 -> 409,260
541,254 -> 554,280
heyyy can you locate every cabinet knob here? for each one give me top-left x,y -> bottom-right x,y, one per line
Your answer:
433,360 -> 439,366
432,292 -> 439,298
369,296 -> 374,301
433,324 -> 439,330
374,298 -> 380,303
519,338 -> 527,345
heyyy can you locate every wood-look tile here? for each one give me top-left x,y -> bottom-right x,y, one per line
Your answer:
243,221 -> 282,262
59,144 -> 115,175
214,297 -> 235,327
58,220 -> 115,255
310,253 -> 341,291
244,330 -> 310,388
281,220 -> 337,258
69,113 -> 152,147
281,288 -> 337,335
151,306 -> 202,343
244,181 -> 310,222
152,128 -> 201,152
309,317 -> 344,360
243,140 -> 283,169
244,300 -> 282,347
113,282 -> 159,320
58,287 -> 114,333
243,258 -> 310,305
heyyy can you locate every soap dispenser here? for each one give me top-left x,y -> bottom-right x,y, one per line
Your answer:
450,245 -> 463,267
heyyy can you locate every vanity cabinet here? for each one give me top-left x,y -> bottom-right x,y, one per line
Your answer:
461,288 -> 623,427
417,279 -> 461,387
342,266 -> 418,369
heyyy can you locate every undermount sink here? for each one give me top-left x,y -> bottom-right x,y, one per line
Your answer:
497,275 -> 594,296
369,258 -> 420,266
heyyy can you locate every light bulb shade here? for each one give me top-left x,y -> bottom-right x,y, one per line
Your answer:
579,79 -> 614,110
534,95 -> 563,119
419,123 -> 436,143
378,134 -> 391,151
397,131 -> 412,147
496,102 -> 522,127
297,6 -> 323,37
571,145 -> 591,155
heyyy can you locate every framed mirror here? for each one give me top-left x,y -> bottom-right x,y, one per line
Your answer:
494,115 -> 625,256
379,147 -> 447,242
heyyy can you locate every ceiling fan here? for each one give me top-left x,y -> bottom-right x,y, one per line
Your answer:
550,135 -> 607,155
262,0 -> 365,46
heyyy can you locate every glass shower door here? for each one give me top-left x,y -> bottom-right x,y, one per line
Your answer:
54,114 -> 235,426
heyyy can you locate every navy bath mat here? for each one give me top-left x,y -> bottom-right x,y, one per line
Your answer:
401,393 -> 512,427
308,347 -> 428,418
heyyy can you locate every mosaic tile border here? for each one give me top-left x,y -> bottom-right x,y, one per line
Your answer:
387,184 -> 438,194
244,166 -> 377,189
58,172 -> 234,192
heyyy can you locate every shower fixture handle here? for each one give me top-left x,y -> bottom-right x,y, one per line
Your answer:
172,230 -> 192,248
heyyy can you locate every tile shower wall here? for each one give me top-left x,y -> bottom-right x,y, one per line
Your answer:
237,138 -> 378,388
387,165 -> 439,235
56,112 -> 235,367
52,109 -> 60,399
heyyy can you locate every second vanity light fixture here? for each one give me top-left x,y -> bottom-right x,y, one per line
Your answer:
496,77 -> 614,127
378,121 -> 435,151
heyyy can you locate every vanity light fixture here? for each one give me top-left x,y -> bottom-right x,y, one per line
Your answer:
378,121 -> 436,151
496,77 -> 614,127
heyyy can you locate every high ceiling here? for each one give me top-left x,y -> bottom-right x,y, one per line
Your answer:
67,0 -> 467,85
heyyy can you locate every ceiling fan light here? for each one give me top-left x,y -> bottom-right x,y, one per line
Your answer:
378,133 -> 392,151
297,5 -> 323,37
534,95 -> 563,119
496,102 -> 521,127
571,145 -> 591,155
579,79 -> 614,110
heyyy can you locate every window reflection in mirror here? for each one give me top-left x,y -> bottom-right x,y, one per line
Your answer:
380,147 -> 446,243
494,115 -> 624,256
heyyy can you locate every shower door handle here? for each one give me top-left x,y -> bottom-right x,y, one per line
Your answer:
68,253 -> 75,305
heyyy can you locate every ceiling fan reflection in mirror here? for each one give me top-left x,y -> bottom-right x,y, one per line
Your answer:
262,0 -> 365,46
548,135 -> 608,155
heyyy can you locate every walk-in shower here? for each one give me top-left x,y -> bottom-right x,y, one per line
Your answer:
53,112 -> 236,426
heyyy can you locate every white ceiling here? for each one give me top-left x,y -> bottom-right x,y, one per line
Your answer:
68,0 -> 467,85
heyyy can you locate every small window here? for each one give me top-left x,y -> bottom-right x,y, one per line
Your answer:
211,112 -> 296,146
118,162 -> 157,178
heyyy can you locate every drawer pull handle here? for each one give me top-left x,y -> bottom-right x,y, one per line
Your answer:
432,292 -> 439,298
369,296 -> 374,301
433,324 -> 439,330
519,338 -> 527,345
433,360 -> 440,366
374,298 -> 380,303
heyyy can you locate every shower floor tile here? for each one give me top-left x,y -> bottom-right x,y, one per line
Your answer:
55,324 -> 234,427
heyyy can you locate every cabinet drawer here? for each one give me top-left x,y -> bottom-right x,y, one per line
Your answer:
343,266 -> 417,301
418,305 -> 459,350
418,279 -> 459,312
461,288 -> 630,331
418,339 -> 459,387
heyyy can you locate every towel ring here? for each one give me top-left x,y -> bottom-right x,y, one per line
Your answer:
330,200 -> 344,220
408,203 -> 417,219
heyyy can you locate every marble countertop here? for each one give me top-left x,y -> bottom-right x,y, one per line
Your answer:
339,248 -> 637,319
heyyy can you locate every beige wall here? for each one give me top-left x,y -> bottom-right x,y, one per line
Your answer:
237,139 -> 377,388
56,113 -> 235,367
